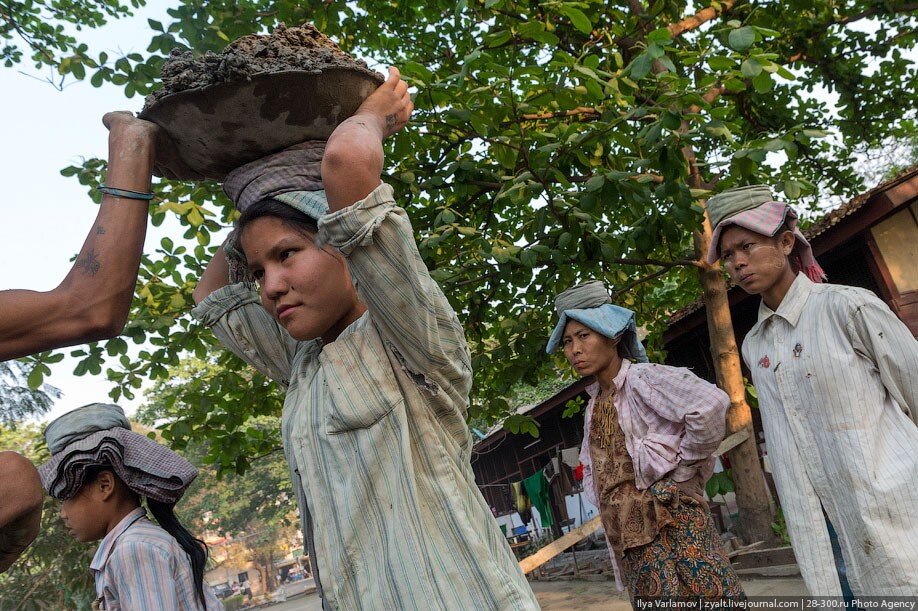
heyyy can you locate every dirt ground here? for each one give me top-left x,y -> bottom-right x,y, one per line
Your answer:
280,576 -> 808,610
530,577 -> 809,610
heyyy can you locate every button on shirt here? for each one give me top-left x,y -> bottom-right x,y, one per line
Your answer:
578,359 -> 730,590
192,183 -> 539,610
742,273 -> 918,596
91,508 -> 223,610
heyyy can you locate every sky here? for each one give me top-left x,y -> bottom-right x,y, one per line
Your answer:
0,3 -> 178,421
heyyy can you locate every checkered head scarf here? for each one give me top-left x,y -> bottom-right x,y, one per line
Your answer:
222,140 -> 330,283
545,280 -> 648,362
705,185 -> 827,283
38,403 -> 197,503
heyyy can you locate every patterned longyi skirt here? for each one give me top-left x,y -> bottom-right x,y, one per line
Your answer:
621,490 -> 745,602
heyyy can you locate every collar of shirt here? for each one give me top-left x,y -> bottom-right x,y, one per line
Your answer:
585,359 -> 632,400
90,507 -> 148,573
749,273 -> 814,339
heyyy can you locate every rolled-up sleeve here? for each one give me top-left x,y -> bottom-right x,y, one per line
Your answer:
636,366 -> 728,482
319,183 -> 471,397
191,283 -> 299,386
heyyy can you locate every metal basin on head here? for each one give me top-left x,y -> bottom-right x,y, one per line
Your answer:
139,68 -> 383,181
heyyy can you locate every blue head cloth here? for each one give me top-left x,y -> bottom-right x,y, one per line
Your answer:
545,280 -> 648,362
43,403 -> 130,454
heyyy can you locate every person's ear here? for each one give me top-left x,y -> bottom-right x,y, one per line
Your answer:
778,229 -> 796,256
96,470 -> 116,502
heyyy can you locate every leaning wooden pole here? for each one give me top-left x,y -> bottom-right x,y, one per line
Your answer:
694,209 -> 777,545
679,137 -> 777,544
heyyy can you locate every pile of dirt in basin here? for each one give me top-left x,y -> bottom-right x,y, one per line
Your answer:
143,23 -> 382,108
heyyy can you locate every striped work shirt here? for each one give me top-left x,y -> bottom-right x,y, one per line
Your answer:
90,508 -> 223,610
192,183 -> 539,610
742,273 -> 918,596
578,360 -> 730,589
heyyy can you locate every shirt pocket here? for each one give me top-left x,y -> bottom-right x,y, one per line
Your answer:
321,324 -> 402,434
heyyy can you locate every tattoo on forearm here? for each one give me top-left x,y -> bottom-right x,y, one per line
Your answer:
385,113 -> 399,127
75,249 -> 101,276
96,226 -> 106,235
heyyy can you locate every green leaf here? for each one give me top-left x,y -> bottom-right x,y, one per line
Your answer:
172,420 -> 192,440
647,43 -> 664,59
662,111 -> 682,130
782,180 -> 802,198
728,27 -> 755,51
585,175 -> 605,192
27,367 -> 44,390
630,53 -> 652,79
561,7 -> 593,35
708,56 -> 736,72
752,70 -> 773,93
485,30 -> 512,48
763,139 -> 785,152
741,59 -> 762,78
705,474 -> 720,498
647,28 -> 672,45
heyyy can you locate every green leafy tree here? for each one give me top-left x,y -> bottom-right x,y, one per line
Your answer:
16,0 -> 916,539
1,0 -> 146,87
0,360 -> 61,425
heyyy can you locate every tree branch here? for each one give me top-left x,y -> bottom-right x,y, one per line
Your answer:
612,266 -> 675,297
516,107 -> 601,122
668,0 -> 736,39
460,172 -> 663,191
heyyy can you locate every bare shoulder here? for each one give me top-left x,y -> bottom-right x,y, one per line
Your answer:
0,452 -> 40,490
0,452 -> 42,513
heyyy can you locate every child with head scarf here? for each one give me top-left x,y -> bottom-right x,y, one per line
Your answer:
38,403 -> 222,610
708,185 -> 918,597
547,281 -> 743,601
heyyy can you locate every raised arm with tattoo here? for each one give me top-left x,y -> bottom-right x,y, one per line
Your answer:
321,66 -> 413,213
0,112 -> 167,361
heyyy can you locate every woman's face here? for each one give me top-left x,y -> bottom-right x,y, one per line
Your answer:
240,216 -> 365,342
60,480 -> 107,543
561,319 -> 621,378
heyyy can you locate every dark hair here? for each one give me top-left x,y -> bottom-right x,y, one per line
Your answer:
148,499 -> 209,609
78,466 -> 140,505
237,199 -> 319,242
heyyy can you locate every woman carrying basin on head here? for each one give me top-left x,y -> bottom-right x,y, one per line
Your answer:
190,68 -> 539,610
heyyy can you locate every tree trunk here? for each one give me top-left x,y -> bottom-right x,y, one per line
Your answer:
694,217 -> 777,545
266,554 -> 277,592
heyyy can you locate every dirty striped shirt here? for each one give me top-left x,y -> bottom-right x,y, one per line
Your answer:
742,273 -> 918,596
192,183 -> 539,610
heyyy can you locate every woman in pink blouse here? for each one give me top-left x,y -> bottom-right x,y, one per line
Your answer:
547,280 -> 743,602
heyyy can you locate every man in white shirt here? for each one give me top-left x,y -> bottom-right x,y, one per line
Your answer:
707,185 -> 918,598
